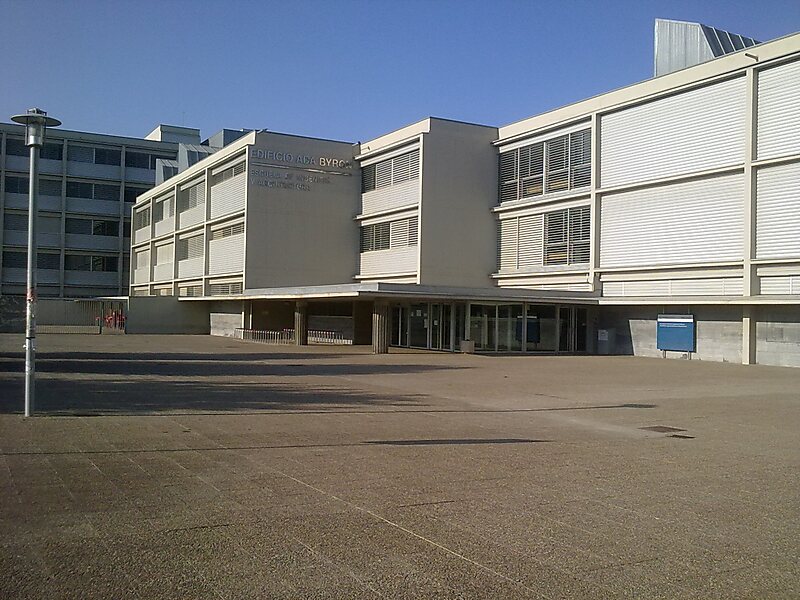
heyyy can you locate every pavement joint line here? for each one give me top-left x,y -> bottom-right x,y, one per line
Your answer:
294,538 -> 388,598
270,467 -> 551,599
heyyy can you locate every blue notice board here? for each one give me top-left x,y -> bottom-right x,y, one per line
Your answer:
657,314 -> 696,352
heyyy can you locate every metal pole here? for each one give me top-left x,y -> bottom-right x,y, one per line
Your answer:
24,143 -> 39,417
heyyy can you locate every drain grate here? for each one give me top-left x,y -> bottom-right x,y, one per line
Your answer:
640,425 -> 687,433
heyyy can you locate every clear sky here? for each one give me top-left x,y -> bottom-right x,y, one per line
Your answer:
1,0 -> 798,143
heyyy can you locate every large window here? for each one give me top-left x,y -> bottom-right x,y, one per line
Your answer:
361,149 -> 420,193
499,128 -> 591,203
67,145 -> 121,166
211,162 -> 245,186
544,206 -> 590,266
2,251 -> 59,270
66,180 -> 120,201
65,218 -> 119,237
125,151 -> 171,170
124,186 -> 149,203
65,254 -> 118,272
360,216 -> 418,253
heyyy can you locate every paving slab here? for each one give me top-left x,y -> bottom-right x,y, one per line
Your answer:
0,333 -> 798,598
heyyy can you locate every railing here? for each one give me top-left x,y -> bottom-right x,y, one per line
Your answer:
235,328 -> 294,344
235,328 -> 353,345
309,330 -> 352,345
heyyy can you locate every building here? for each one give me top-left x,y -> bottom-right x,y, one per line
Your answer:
128,26 -> 800,367
0,122 -> 201,298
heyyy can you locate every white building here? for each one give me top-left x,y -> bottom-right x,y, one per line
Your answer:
127,26 -> 800,367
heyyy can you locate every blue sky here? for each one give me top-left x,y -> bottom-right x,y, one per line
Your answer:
1,0 -> 798,143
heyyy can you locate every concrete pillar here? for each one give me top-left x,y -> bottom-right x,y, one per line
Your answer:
294,301 -> 308,346
742,306 -> 756,365
372,300 -> 390,354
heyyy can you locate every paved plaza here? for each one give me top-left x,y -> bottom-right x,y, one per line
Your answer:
0,334 -> 798,599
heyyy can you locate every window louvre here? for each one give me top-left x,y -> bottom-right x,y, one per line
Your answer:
155,243 -> 173,265
153,196 -> 174,222
134,207 -> 151,231
177,234 -> 204,260
360,216 -> 417,253
211,161 -> 246,186
498,128 -> 591,204
178,283 -> 203,297
210,222 -> 244,240
179,182 -> 205,212
362,150 -> 420,193
208,280 -> 243,295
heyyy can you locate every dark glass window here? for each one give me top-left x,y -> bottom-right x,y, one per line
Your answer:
65,254 -> 92,271
66,181 -> 93,199
94,148 -> 121,166
4,176 -> 28,194
40,142 -> 63,161
93,220 -> 119,237
5,138 -> 27,156
65,218 -> 92,235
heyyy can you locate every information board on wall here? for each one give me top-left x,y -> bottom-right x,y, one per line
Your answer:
656,314 -> 696,353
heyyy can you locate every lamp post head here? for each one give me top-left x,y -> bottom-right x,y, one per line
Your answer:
11,108 -> 61,148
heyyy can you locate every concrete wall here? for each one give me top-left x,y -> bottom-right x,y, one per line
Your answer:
756,306 -> 800,367
418,119 -> 498,287
127,296 -> 210,334
208,300 -> 243,337
599,305 -> 743,363
244,133 -> 360,288
0,295 -> 25,332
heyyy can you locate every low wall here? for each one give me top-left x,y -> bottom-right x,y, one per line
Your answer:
209,301 -> 243,337
756,306 -> 800,368
126,296 -> 210,334
0,296 -> 26,333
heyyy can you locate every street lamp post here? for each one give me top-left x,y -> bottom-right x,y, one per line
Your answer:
10,108 -> 61,417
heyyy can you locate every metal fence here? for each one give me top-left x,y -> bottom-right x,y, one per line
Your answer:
234,328 -> 352,345
37,299 -> 126,334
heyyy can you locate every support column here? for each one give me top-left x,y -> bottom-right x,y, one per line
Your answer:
372,300 -> 389,354
742,306 -> 757,365
294,301 -> 308,346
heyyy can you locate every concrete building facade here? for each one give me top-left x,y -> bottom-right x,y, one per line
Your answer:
0,123 -> 200,298
124,27 -> 800,367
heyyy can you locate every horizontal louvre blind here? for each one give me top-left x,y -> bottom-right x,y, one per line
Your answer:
544,211 -> 568,265
134,249 -> 150,268
568,206 -> 590,264
600,174 -> 744,268
211,161 -> 246,185
155,243 -> 173,264
389,219 -> 409,248
361,164 -> 376,193
154,196 -> 174,221
178,283 -> 204,297
177,234 -> 204,260
208,280 -> 243,295
179,181 -> 206,212
601,77 -> 746,188
757,59 -> 800,160
498,129 -> 590,204
756,162 -> 800,260
498,219 -> 518,271
134,208 -> 150,230
364,150 -> 420,193
408,216 -> 419,245
210,222 -> 244,240
375,161 -> 392,188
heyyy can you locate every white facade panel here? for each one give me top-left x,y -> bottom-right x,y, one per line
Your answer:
760,275 -> 800,294
602,278 -> 743,297
178,205 -> 204,229
133,227 -> 150,244
599,174 -> 744,269
361,180 -> 419,215
359,246 -> 418,277
756,162 -> 800,260
178,257 -> 204,279
757,59 -> 800,160
153,263 -> 173,282
208,234 -> 244,275
600,77 -> 746,188
210,173 -> 246,219
154,219 -> 173,238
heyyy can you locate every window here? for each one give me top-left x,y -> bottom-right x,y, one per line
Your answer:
5,138 -> 27,156
361,149 -> 420,193
208,280 -> 243,295
123,221 -> 131,238
498,128 -> 591,203
40,179 -> 62,196
66,181 -> 120,201
38,253 -> 60,270
124,186 -> 149,203
67,146 -> 94,163
134,207 -> 151,231
178,181 -> 205,212
94,148 -> 121,166
4,176 -> 28,194
210,222 -> 244,241
211,162 -> 245,186
125,151 -> 150,169
3,213 -> 28,231
544,206 -> 590,266
2,251 -> 26,268
360,216 -> 418,253
153,196 -> 174,222
65,218 -> 92,235
40,142 -> 63,161
177,235 -> 204,260
93,220 -> 119,237
65,254 -> 92,271
178,283 -> 203,297
65,254 -> 118,271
